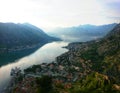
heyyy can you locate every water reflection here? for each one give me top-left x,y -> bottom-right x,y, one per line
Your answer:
0,41 -> 68,92
0,43 -> 45,66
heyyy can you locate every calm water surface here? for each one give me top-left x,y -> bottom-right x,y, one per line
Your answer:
0,41 -> 68,92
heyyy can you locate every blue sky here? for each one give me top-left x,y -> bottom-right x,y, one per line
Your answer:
0,0 -> 120,30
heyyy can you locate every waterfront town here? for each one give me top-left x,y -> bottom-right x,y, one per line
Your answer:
6,43 -> 93,93
5,37 -> 120,92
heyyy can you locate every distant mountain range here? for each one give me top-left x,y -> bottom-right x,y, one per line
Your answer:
0,22 -> 59,53
48,23 -> 117,42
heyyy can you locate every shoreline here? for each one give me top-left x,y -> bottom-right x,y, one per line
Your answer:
0,41 -> 68,93
6,42 -> 92,92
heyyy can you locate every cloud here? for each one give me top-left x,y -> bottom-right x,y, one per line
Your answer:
0,0 -> 119,30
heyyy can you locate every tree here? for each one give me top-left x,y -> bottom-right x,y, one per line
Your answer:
36,76 -> 53,93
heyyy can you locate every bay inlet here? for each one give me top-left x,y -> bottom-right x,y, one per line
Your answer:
0,41 -> 68,92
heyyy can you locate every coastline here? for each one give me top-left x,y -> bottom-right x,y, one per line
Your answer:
0,41 -> 68,93
5,35 -> 120,93
6,42 -> 92,92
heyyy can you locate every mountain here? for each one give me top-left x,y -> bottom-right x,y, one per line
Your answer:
52,23 -> 120,92
9,24 -> 120,93
0,22 -> 60,53
62,23 -> 120,92
67,23 -> 120,80
48,23 -> 117,42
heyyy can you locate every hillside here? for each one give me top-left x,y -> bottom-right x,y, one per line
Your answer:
45,23 -> 120,92
48,23 -> 117,42
8,24 -> 120,93
0,23 -> 59,53
66,23 -> 120,79
58,23 -> 120,92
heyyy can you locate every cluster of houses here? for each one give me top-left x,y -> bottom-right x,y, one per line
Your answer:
8,42 -> 93,92
24,62 -> 80,82
24,50 -> 91,83
11,77 -> 36,93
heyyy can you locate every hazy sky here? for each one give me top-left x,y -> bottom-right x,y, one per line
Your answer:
0,0 -> 120,30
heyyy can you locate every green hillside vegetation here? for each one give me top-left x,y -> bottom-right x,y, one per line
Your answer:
67,72 -> 119,93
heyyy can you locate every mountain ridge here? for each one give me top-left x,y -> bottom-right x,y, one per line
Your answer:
48,23 -> 117,42
0,22 -> 60,53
